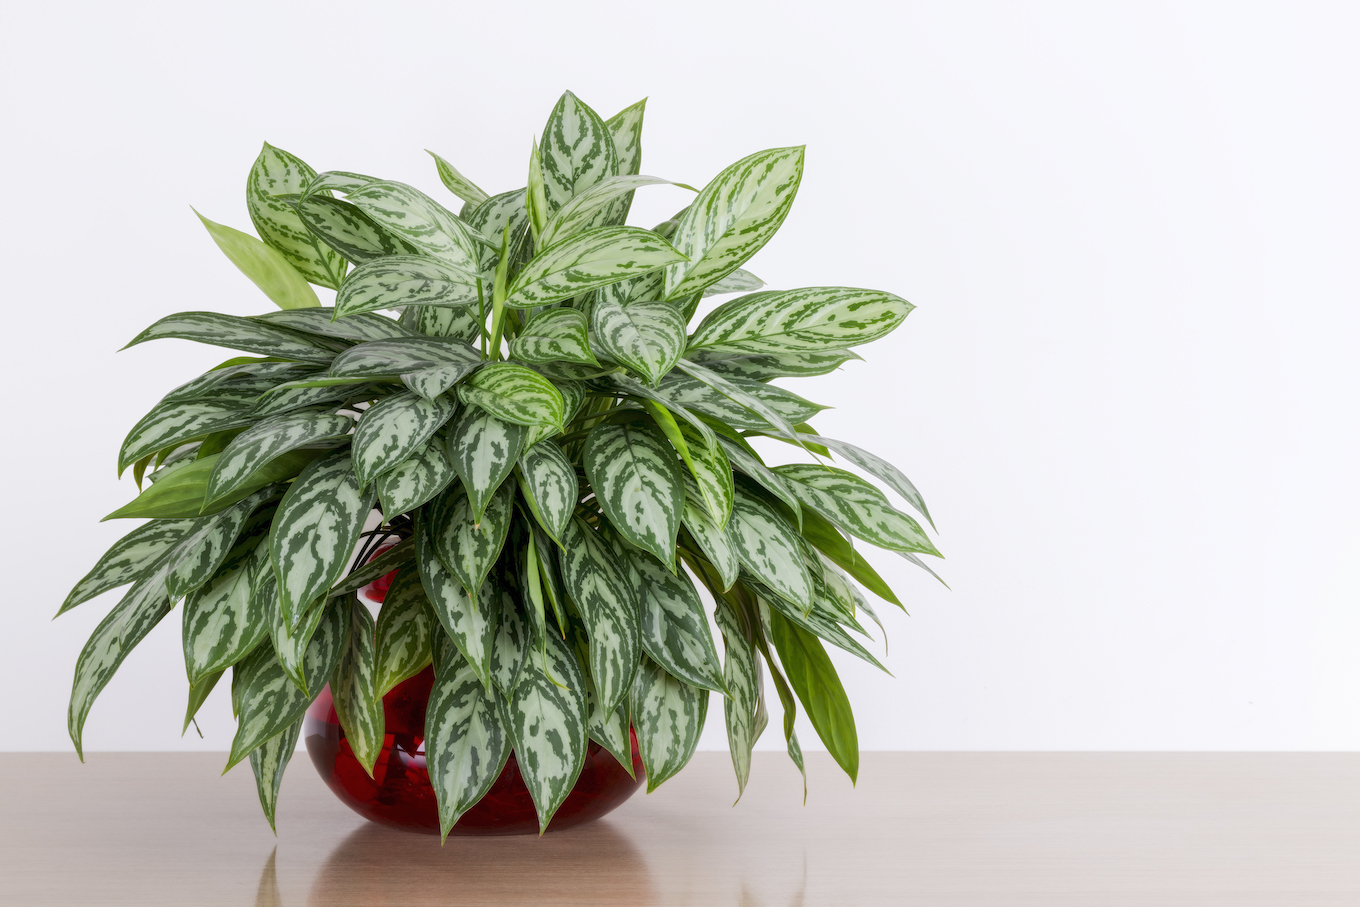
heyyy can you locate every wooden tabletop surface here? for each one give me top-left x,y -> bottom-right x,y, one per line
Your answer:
2,752 -> 1357,905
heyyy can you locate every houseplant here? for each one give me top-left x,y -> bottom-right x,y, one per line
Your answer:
60,90 -> 943,839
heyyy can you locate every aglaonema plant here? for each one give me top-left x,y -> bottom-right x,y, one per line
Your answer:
60,90 -> 943,837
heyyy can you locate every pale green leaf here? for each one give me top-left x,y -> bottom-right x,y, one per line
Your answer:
254,307 -> 415,343
293,193 -> 420,263
629,656 -> 709,793
425,652 -> 511,840
375,434 -> 457,516
539,90 -> 619,214
196,211 -> 320,310
539,175 -> 672,249
373,567 -> 434,699
516,440 -> 577,541
428,482 -> 513,597
415,519 -> 497,692
591,297 -> 685,387
794,434 -> 934,531
445,406 -> 527,520
426,150 -> 489,207
182,516 -> 272,685
124,311 -> 342,363
335,256 -> 481,318
727,480 -> 813,610
504,227 -> 686,309
249,717 -> 302,832
701,268 -> 764,297
459,363 -> 565,428
617,547 -> 725,692
689,286 -> 913,354
60,520 -> 194,616
557,517 -> 640,711
352,391 -> 458,488
583,420 -> 683,566
205,410 -> 354,508
686,347 -> 859,381
509,308 -> 599,367
330,597 -> 383,776
247,143 -> 347,289
773,464 -> 939,556
715,597 -> 761,801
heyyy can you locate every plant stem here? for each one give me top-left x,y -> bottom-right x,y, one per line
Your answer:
476,277 -> 486,360
487,226 -> 512,361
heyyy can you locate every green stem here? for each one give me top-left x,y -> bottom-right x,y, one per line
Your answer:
487,226 -> 512,361
476,277 -> 487,360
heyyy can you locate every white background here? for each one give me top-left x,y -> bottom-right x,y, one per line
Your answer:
2,1 -> 1357,755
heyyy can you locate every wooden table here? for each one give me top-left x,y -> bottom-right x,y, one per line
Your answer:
2,752 -> 1357,905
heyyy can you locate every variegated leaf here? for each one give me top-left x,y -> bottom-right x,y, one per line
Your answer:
415,519 -> 497,692
727,481 -> 813,610
463,188 -> 528,249
557,517 -> 640,712
293,194 -> 419,264
329,537 -> 414,599
539,175 -> 672,248
715,597 -> 761,800
427,150 -> 489,207
118,398 -> 254,475
664,146 -> 804,299
165,490 -> 270,602
428,482 -> 513,597
629,656 -> 709,793
249,717 -> 302,832
491,582 -> 529,694
60,520 -> 194,616
583,664 -> 634,778
583,421 -> 683,566
677,423 -> 734,528
376,435 -> 457,516
516,440 -> 577,541
772,464 -> 939,556
352,391 -> 459,487
401,304 -> 484,344
539,90 -> 619,214
330,597 -> 383,775
505,629 -> 588,832
196,211 -> 320,311
264,571 -> 327,694
346,181 -> 485,274
374,566 -> 434,698
681,491 -> 739,591
794,434 -> 934,530
335,256 -> 480,318
701,268 -> 765,297
533,524 -> 570,638
686,348 -> 859,381
618,548 -> 724,692
509,308 -> 599,366
459,363 -> 565,428
754,580 -> 887,673
604,98 -> 646,224
306,170 -> 379,195
329,336 -> 482,400
503,227 -> 686,309
445,407 -> 527,520
247,143 -> 347,289
717,437 -> 802,520
252,384 -> 371,419
206,410 -> 354,507
599,372 -> 717,450
125,311 -> 343,363
227,603 -> 347,769
689,286 -> 913,354
162,360 -> 322,405
68,568 -> 174,758
254,307 -> 414,343
269,450 -> 377,631
182,517 -> 272,684
659,370 -> 826,432
592,297 -> 685,387
425,652 -> 511,840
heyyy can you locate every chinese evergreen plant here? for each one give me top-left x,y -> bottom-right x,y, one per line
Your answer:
60,91 -> 942,837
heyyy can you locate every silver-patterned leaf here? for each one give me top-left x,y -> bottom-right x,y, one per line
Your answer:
68,567 -> 174,758
680,492 -> 739,591
727,481 -> 813,610
269,450 -> 377,631
618,548 -> 724,692
182,518 -> 272,685
445,407 -> 527,520
346,181 -> 483,274
118,398 -> 254,475
505,629 -> 588,833
124,311 -> 343,362
352,391 -> 459,487
598,372 -> 717,450
375,435 -> 457,516
247,143 -> 348,289
330,597 -> 383,775
254,307 -> 415,343
583,421 -> 683,566
206,410 -> 354,507
557,517 -> 640,712
793,434 -> 934,530
629,656 -> 709,793
527,139 -> 549,240
293,193 -> 420,264
163,492 -> 268,602
772,464 -> 939,556
539,90 -> 619,214
504,227 -> 687,309
427,150 -> 489,208
664,146 -> 804,299
329,336 -> 482,400
248,717 -> 302,832
717,437 -> 802,521
539,175 -> 671,248
265,571 -> 328,695
603,98 -> 646,224
509,308 -> 599,366
715,597 -> 761,801
374,566 -> 434,698
759,583 -> 887,674
60,520 -> 194,616
251,384 -> 371,419
463,188 -> 528,249
428,482 -> 513,597
335,255 -> 481,318
685,347 -> 859,381
400,303 -> 484,344
591,297 -> 685,387
689,286 -> 912,354
459,363 -> 565,428
491,583 -> 529,694
677,423 -> 734,528
516,440 -> 577,541
415,519 -> 497,692
196,211 -> 320,311
425,653 -> 511,841
162,360 -> 323,405
701,268 -> 765,297
659,370 -> 826,432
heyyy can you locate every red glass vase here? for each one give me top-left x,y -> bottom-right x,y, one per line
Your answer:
302,560 -> 645,835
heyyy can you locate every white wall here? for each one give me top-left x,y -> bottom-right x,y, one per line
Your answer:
2,1 -> 1356,754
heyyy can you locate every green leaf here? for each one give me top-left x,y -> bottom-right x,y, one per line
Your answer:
677,423 -> 734,528
757,579 -> 887,673
269,450 -> 377,631
516,441 -> 577,541
604,98 -> 647,224
293,193 -> 420,264
445,406 -> 527,520
773,464 -> 939,557
661,368 -> 826,433
664,147 -> 804,299
597,372 -> 718,451
795,434 -> 935,531
414,518 -> 497,692
250,383 -> 373,419
330,597 -> 383,776
583,420 -> 684,566
714,598 -> 761,801
124,311 -> 342,363
564,615 -> 634,776
335,255 -> 481,318
680,490 -> 739,591
687,348 -> 859,382
526,140 -> 549,241
375,434 -> 457,516
557,517 -> 640,711
60,520 -> 194,616
425,650 -> 511,841
767,607 -> 858,783
103,450 -> 323,521
426,150 -> 489,208
539,175 -> 672,249
504,227 -> 686,309
629,656 -> 709,793
328,537 -> 414,599
617,547 -> 725,692
428,482 -> 513,597
504,628 -> 588,833
689,286 -> 913,354
373,566 -> 434,698
726,480 -> 813,610
255,307 -> 414,344
329,336 -> 482,400
182,517 -> 272,684
196,210 -> 320,310
248,717 -> 302,832
118,398 -> 255,476
68,569 -> 174,759
352,391 -> 459,488
459,363 -> 565,428
509,308 -> 599,367
206,410 -> 354,508
539,90 -> 619,214
183,669 -> 222,734
701,268 -> 764,297
247,143 -> 347,289
591,297 -> 685,387
716,437 -> 802,522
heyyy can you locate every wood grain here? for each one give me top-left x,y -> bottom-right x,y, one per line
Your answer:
1,752 -> 1357,905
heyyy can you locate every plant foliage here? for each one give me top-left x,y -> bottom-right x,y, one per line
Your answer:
61,91 -> 942,835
